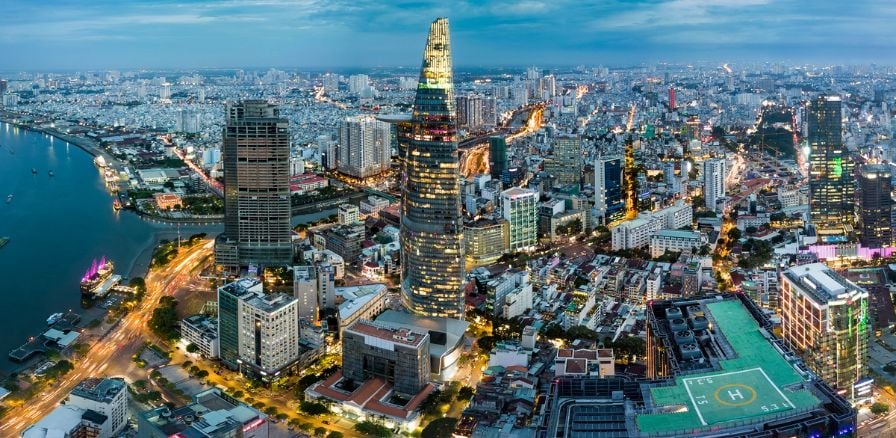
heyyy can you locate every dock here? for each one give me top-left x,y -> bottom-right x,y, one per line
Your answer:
8,312 -> 82,362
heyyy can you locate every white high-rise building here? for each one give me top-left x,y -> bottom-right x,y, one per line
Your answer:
348,74 -> 371,94
704,158 -> 727,212
337,115 -> 392,178
175,109 -> 200,133
159,82 -> 171,100
501,187 -> 538,251
457,94 -> 485,131
237,291 -> 299,376
293,266 -> 319,323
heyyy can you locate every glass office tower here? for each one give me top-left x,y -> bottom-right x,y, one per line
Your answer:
400,18 -> 466,318
808,95 -> 854,231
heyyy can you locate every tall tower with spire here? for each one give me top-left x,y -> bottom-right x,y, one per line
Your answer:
400,18 -> 466,318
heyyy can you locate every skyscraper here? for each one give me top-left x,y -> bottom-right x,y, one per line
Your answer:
780,263 -> 869,402
489,135 -> 508,183
337,115 -> 392,178
703,158 -> 726,212
545,134 -> 582,187
858,164 -> 893,247
400,18 -> 466,318
215,100 -> 293,272
594,155 -> 624,225
808,95 -> 854,230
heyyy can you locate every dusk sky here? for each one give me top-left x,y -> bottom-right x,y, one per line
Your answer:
2,0 -> 895,71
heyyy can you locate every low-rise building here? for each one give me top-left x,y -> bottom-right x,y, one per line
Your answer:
336,283 -> 388,337
23,377 -> 129,438
138,388 -> 268,438
181,314 -> 219,358
649,230 -> 706,258
154,192 -> 183,210
360,195 -> 391,216
554,348 -> 614,377
22,405 -> 105,438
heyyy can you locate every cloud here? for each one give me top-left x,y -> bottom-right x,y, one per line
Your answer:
0,0 -> 895,69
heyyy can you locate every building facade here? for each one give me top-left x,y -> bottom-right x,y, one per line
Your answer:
703,157 -> 726,212
342,320 -> 431,397
237,292 -> 300,377
68,377 -> 129,438
180,314 -> 220,358
215,100 -> 293,271
489,136 -> 508,183
594,155 -> 624,224
649,230 -> 706,258
808,95 -> 854,231
501,187 -> 538,251
545,134 -> 582,187
858,164 -> 893,247
464,218 -> 509,269
337,115 -> 392,178
400,18 -> 466,318
781,263 -> 869,402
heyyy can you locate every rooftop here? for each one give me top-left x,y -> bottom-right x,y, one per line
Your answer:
70,377 -> 126,404
783,262 -> 865,303
636,298 -> 822,434
22,405 -> 101,438
219,277 -> 263,298
337,283 -> 387,321
243,291 -> 296,313
346,320 -> 429,348
375,310 -> 469,356
140,388 -> 264,437
653,229 -> 702,239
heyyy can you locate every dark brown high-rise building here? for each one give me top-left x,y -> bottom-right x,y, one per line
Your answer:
858,164 -> 893,247
215,100 -> 293,272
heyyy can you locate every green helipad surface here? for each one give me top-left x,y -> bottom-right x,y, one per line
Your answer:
635,299 -> 821,435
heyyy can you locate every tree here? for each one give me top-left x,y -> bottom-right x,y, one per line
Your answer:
421,417 -> 458,438
195,370 -> 209,379
727,227 -> 742,241
181,360 -> 193,369
300,400 -> 330,416
186,343 -> 199,354
231,390 -> 244,399
43,360 -> 75,379
148,296 -> 180,341
355,421 -> 392,437
327,432 -> 344,438
871,402 -> 890,415
314,427 -> 327,437
457,386 -> 475,401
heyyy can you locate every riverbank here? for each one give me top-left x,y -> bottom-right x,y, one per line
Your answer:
0,114 -> 119,166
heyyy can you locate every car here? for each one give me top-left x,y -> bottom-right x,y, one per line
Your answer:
322,420 -> 330,425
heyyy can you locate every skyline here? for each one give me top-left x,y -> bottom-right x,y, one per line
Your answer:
3,0 -> 896,71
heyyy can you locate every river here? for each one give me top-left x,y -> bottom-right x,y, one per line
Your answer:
0,122 -> 334,371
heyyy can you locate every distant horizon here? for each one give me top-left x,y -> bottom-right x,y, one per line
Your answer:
2,0 -> 894,71
1,60 -> 894,76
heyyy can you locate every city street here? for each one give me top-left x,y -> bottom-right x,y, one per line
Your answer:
0,241 -> 214,436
